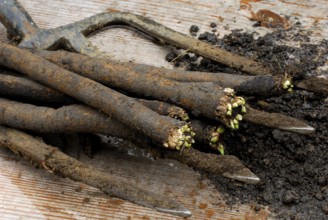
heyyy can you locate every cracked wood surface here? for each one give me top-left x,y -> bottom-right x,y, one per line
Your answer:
0,0 -> 327,219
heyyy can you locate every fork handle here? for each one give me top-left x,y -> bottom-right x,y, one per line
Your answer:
0,0 -> 38,41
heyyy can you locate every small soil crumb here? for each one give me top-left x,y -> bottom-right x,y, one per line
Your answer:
198,31 -> 218,44
189,25 -> 199,36
210,22 -> 217,28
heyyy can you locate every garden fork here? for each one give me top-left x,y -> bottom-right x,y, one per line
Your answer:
0,0 -> 272,75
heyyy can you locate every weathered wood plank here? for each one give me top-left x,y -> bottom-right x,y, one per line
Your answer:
0,0 -> 327,219
0,144 -> 268,220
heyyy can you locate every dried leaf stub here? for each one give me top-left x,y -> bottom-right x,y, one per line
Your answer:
250,9 -> 289,29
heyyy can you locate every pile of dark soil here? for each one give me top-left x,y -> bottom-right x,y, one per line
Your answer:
166,24 -> 328,220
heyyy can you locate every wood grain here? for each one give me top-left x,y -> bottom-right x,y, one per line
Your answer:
0,142 -> 268,220
0,0 -> 327,219
0,0 -> 327,67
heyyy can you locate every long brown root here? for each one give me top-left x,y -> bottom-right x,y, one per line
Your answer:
0,125 -> 191,217
37,50 -> 247,128
0,72 -> 189,120
99,60 -> 286,96
297,76 -> 328,96
0,71 -> 75,104
0,43 -> 193,149
0,98 -> 260,183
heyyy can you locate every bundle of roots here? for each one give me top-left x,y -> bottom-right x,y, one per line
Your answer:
0,1 -> 317,216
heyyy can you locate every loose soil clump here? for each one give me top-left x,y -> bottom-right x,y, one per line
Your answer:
166,24 -> 328,220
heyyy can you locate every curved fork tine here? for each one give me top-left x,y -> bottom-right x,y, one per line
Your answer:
0,2 -> 271,76
63,34 -> 105,57
65,12 -> 271,75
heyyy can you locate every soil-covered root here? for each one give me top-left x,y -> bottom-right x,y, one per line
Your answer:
0,98 -> 194,150
0,125 -> 191,217
137,99 -> 189,121
243,105 -> 315,135
0,98 -> 114,133
166,148 -> 260,184
0,99 -> 226,152
0,70 -> 310,134
0,98 -> 224,153
0,43 -> 194,150
190,119 -> 225,154
296,76 -> 328,96
0,98 -> 258,183
0,72 -> 189,120
37,50 -> 247,128
0,71 -> 75,104
136,143 -> 260,185
105,131 -> 260,184
108,61 -> 292,96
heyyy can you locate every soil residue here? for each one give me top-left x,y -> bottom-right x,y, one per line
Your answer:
167,24 -> 328,80
166,24 -> 328,220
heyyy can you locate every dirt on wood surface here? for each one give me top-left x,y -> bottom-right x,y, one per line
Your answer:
166,23 -> 328,220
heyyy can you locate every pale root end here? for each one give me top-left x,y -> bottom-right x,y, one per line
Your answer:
216,88 -> 247,130
282,79 -> 294,93
164,124 -> 194,150
209,126 -> 225,154
168,107 -> 190,121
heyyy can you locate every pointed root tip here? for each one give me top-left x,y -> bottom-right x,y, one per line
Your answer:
222,168 -> 261,184
155,206 -> 192,218
279,125 -> 315,135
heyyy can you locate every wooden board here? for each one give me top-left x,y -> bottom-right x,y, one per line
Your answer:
0,0 -> 327,219
0,142 -> 269,220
